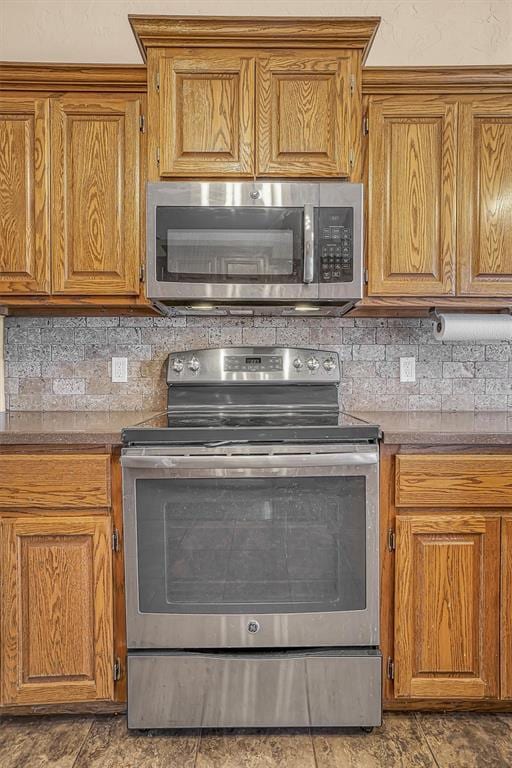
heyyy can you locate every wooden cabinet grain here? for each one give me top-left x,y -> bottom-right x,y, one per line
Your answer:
394,513 -> 500,700
367,96 -> 457,296
0,514 -> 113,705
256,52 -> 355,178
156,50 -> 255,177
458,96 -> 512,296
50,94 -> 141,295
0,95 -> 50,294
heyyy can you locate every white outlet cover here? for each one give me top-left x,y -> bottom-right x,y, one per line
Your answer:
111,357 -> 128,383
400,357 -> 416,383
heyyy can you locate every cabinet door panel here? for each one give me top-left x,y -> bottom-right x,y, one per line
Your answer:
395,514 -> 499,700
458,97 -> 512,295
159,51 -> 255,177
0,515 -> 113,705
257,52 -> 353,177
0,96 -> 50,293
368,97 -> 456,296
501,517 -> 512,699
51,94 -> 141,295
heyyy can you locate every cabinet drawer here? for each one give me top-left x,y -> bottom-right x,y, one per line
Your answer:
395,454 -> 512,507
0,454 -> 111,508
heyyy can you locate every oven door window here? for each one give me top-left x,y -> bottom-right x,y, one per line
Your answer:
136,476 -> 366,614
155,207 -> 304,283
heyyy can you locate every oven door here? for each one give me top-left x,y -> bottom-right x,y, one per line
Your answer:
121,444 -> 379,649
146,182 -> 319,302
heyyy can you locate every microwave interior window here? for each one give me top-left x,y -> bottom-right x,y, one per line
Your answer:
156,206 -> 304,283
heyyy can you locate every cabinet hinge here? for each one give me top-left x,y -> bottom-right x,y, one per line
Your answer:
363,114 -> 369,135
387,657 -> 395,680
156,147 -> 160,166
112,528 -> 120,553
350,74 -> 356,95
140,264 -> 145,283
387,528 -> 396,552
364,269 -> 369,285
139,114 -> 145,133
155,72 -> 160,92
113,657 -> 122,682
349,148 -> 355,169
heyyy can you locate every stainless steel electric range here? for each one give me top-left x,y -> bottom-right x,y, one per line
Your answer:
121,347 -> 381,729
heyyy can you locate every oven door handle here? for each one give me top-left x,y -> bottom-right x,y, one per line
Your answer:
303,204 -> 315,284
121,451 -> 378,470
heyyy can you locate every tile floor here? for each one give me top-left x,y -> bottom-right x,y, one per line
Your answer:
0,712 -> 511,767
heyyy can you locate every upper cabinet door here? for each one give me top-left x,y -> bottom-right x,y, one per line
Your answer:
394,513 -> 500,700
158,51 -> 255,177
368,97 -> 457,296
0,96 -> 50,294
458,97 -> 512,295
50,94 -> 141,295
256,52 -> 354,178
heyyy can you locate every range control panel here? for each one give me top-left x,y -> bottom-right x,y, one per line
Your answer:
166,347 -> 340,384
317,207 -> 353,283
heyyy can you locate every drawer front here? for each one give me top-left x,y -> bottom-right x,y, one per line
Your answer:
0,454 -> 111,508
396,454 -> 512,507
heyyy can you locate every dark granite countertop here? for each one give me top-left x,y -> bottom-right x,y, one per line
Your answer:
351,411 -> 512,445
0,411 -> 158,445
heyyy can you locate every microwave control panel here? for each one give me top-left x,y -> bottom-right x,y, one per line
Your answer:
317,208 -> 353,283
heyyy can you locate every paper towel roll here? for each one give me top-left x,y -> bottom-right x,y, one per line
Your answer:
434,313 -> 512,342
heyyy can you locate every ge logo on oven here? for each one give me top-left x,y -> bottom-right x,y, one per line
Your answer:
247,620 -> 260,634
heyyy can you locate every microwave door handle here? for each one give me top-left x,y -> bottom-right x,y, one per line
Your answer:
303,205 -> 314,284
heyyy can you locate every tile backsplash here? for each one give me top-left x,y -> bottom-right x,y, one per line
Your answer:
4,315 -> 511,412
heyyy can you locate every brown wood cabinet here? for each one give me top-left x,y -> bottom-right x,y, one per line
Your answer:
458,96 -> 512,296
368,96 -> 457,296
50,94 -> 141,295
0,95 -> 50,294
365,69 -> 512,306
0,514 -> 113,705
0,65 -> 148,311
382,445 -> 512,710
0,448 -> 123,711
136,16 -> 379,182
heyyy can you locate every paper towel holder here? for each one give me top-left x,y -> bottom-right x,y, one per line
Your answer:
429,307 -> 512,335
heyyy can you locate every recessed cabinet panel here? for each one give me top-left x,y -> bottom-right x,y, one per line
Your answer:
394,514 -> 499,700
51,94 -> 141,295
368,97 -> 456,296
257,52 -> 353,177
458,97 -> 512,295
0,96 -> 50,294
159,51 -> 255,177
0,515 -> 113,705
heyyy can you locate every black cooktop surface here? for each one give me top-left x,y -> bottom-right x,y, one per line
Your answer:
122,410 -> 380,445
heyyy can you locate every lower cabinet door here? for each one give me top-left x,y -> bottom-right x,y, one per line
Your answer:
0,514 -> 113,705
394,513 -> 500,700
501,517 -> 512,699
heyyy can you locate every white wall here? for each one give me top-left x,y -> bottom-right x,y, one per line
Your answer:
1,0 -> 511,66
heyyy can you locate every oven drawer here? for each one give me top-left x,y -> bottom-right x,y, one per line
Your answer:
127,649 -> 382,729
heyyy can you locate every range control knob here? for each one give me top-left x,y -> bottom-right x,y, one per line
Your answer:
172,358 -> 184,373
306,357 -> 320,371
188,356 -> 200,373
292,357 -> 304,369
323,357 -> 336,371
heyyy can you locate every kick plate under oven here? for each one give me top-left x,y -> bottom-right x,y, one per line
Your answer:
122,442 -> 379,651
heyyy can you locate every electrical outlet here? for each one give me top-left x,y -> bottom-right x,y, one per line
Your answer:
400,357 -> 416,383
111,357 -> 128,383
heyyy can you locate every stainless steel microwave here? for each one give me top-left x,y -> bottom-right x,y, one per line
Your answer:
146,181 -> 363,309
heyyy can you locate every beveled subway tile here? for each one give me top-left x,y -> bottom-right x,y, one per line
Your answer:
196,728 -> 316,768
312,714 -> 436,768
0,715 -> 92,768
417,712 -> 512,768
73,715 -> 199,768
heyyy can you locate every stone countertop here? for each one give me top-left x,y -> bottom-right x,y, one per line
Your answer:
351,411 -> 512,445
0,411 -> 159,445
